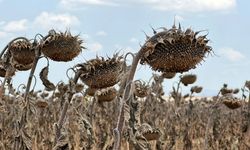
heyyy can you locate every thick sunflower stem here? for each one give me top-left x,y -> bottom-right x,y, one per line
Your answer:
24,48 -> 41,102
113,50 -> 143,150
53,71 -> 81,146
0,72 -> 8,100
54,100 -> 69,144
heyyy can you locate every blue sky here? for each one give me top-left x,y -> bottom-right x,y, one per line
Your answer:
0,0 -> 249,96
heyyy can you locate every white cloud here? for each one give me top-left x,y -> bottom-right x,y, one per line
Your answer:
59,0 -> 236,12
33,12 -> 80,30
88,42 -> 103,52
96,31 -> 107,36
60,0 -> 118,8
220,47 -> 245,62
140,0 -> 236,12
3,19 -> 28,32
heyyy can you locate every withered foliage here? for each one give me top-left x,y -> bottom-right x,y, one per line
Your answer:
1,23 -> 250,150
39,66 -> 56,91
0,77 -> 249,150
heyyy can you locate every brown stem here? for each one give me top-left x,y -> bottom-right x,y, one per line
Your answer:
88,96 -> 96,125
53,71 -> 81,146
0,71 -> 8,100
189,92 -> 193,102
204,113 -> 211,149
54,100 -> 69,144
24,48 -> 41,102
113,50 -> 143,150
175,80 -> 181,107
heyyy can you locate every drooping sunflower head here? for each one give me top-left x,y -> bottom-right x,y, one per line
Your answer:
190,86 -> 203,94
140,23 -> 212,73
134,80 -> 149,98
136,123 -> 161,141
8,39 -> 35,71
77,53 -> 124,89
180,74 -> 197,86
161,72 -> 176,79
96,87 -> 117,102
223,99 -> 242,110
41,30 -> 84,62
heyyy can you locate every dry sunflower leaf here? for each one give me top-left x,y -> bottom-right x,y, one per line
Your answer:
39,66 -> 56,91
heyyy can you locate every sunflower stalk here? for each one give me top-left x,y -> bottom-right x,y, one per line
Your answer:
88,96 -> 96,125
128,95 -> 138,134
53,71 -> 81,146
113,50 -> 143,150
24,47 -> 41,102
0,69 -> 9,100
54,100 -> 69,144
183,98 -> 193,150
174,80 -> 182,107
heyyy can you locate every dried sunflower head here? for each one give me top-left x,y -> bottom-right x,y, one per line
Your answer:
137,123 -> 161,141
8,39 -> 35,70
223,99 -> 242,109
191,86 -> 203,94
77,53 -> 124,89
180,74 -> 197,86
142,129 -> 161,141
96,87 -> 117,102
233,88 -> 239,94
161,72 -> 176,79
10,57 -> 34,71
41,30 -> 84,62
140,23 -> 212,73
134,80 -> 149,98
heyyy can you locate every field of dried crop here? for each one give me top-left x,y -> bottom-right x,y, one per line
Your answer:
0,24 -> 250,150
